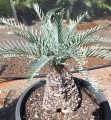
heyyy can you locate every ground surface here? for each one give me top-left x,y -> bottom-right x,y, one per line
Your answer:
0,19 -> 111,119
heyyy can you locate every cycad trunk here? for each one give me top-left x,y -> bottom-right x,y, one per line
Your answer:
43,65 -> 81,113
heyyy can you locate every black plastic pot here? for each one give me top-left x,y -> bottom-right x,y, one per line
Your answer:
15,78 -> 111,120
21,14 -> 32,26
17,15 -> 23,23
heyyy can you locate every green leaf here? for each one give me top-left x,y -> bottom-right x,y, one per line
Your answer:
25,55 -> 53,81
53,11 -> 64,44
46,7 -> 62,19
33,4 -> 46,23
0,40 -> 39,57
81,24 -> 111,38
82,45 -> 111,60
63,12 -> 88,44
0,18 -> 38,43
78,35 -> 111,46
68,24 -> 111,47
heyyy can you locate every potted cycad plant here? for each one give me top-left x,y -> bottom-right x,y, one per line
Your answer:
0,4 -> 111,120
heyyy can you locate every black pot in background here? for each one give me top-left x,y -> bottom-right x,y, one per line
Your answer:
17,15 -> 23,23
15,78 -> 111,120
21,14 -> 32,26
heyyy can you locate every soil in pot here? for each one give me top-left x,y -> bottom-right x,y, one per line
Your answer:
24,85 -> 104,120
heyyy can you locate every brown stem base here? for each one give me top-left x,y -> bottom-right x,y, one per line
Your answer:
43,66 -> 81,113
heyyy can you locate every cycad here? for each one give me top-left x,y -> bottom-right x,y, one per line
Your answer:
0,4 -> 111,113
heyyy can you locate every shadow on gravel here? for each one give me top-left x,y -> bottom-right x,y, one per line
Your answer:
0,65 -> 8,75
0,90 -> 18,120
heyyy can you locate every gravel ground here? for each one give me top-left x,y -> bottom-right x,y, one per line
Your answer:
0,78 -> 40,120
0,19 -> 111,119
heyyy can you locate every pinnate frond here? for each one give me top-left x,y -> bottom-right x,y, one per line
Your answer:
81,45 -> 111,60
53,11 -> 64,44
63,12 -> 88,44
69,24 -> 111,46
81,70 -> 99,91
33,4 -> 61,23
78,35 -> 111,45
81,24 -> 111,36
33,4 -> 46,23
68,12 -> 88,31
0,17 -> 38,43
13,28 -> 38,44
25,55 -> 53,81
0,40 -> 39,57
